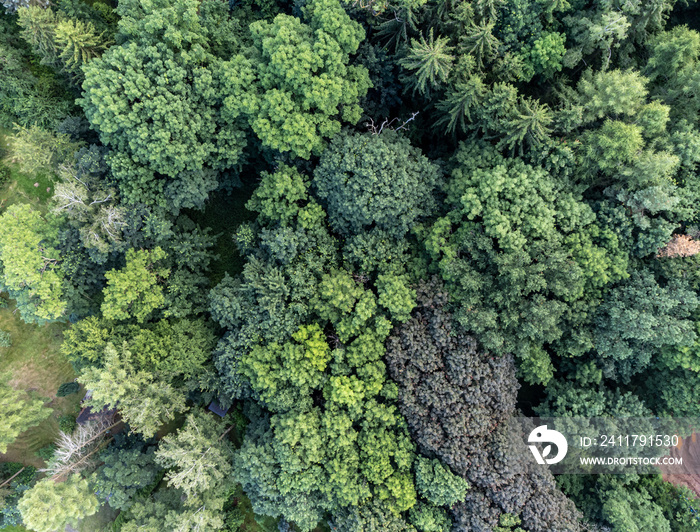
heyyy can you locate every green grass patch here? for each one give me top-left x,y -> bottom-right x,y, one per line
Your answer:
1,525 -> 30,532
0,296 -> 79,467
187,186 -> 256,286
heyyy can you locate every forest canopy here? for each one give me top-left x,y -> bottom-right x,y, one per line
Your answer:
1,0 -> 700,531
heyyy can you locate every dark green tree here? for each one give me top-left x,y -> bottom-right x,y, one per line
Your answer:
314,130 -> 441,238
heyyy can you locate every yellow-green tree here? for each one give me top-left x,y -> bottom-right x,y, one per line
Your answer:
0,204 -> 67,323
101,247 -> 170,323
0,383 -> 52,453
220,0 -> 371,159
17,475 -> 98,532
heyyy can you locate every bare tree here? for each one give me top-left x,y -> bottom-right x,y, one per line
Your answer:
41,413 -> 119,481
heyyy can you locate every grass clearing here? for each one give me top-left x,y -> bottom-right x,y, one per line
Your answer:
0,296 -> 80,467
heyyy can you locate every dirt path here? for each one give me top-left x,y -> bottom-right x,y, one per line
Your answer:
660,432 -> 700,497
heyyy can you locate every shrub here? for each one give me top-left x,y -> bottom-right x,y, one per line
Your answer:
56,381 -> 80,397
0,330 -> 11,348
58,414 -> 77,433
0,164 -> 10,186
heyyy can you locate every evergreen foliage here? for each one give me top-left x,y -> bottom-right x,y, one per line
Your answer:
17,474 -> 99,532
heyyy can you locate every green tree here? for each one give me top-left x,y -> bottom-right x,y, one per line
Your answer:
414,456 -> 469,507
376,273 -> 416,323
17,5 -> 110,79
314,130 -> 441,238
101,247 -> 170,323
0,383 -> 52,453
80,0 -> 246,209
0,204 -> 67,323
399,29 -> 454,96
92,444 -> 161,510
17,475 -> 99,532
330,499 -> 417,531
593,269 -> 699,382
78,343 -> 188,438
408,502 -> 451,532
3,125 -> 79,176
220,0 -> 371,159
239,323 -> 331,412
575,69 -> 648,124
54,17 -> 109,77
422,142 -> 627,380
155,412 -> 234,501
246,164 -> 323,228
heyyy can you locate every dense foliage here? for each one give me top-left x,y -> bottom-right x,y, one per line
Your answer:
2,0 -> 700,531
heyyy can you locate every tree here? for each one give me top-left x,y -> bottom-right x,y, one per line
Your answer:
414,456 -> 469,507
0,383 -> 52,453
92,444 -> 161,510
385,282 -> 581,531
2,0 -> 47,14
101,247 -> 170,323
422,142 -> 628,381
601,485 -> 671,532
42,415 -> 117,480
120,486 -> 228,532
17,474 -> 99,532
330,499 -> 417,531
408,502 -> 451,532
575,69 -> 648,124
399,29 -> 454,96
220,0 -> 371,159
385,279 -> 519,477
3,125 -> 79,176
239,323 -> 330,413
0,204 -> 68,324
245,164 -> 322,228
78,343 -> 188,438
80,0 -> 246,210
593,269 -> 699,382
314,130 -> 441,238
155,412 -> 234,501
17,6 -> 109,79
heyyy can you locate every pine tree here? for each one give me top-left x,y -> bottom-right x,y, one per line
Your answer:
17,475 -> 99,532
399,29 -> 454,96
155,412 -> 234,501
54,18 -> 109,78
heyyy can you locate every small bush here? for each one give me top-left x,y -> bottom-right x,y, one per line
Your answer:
0,330 -> 11,348
56,381 -> 80,397
58,414 -> 77,433
35,444 -> 55,461
0,164 -> 10,186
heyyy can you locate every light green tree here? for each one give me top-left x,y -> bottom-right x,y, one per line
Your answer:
17,475 -> 99,532
0,383 -> 52,453
220,0 -> 371,159
0,204 -> 67,323
78,343 -> 188,438
3,125 -> 79,176
101,247 -> 169,323
155,411 -> 233,500
414,456 -> 469,507
80,0 -> 246,209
